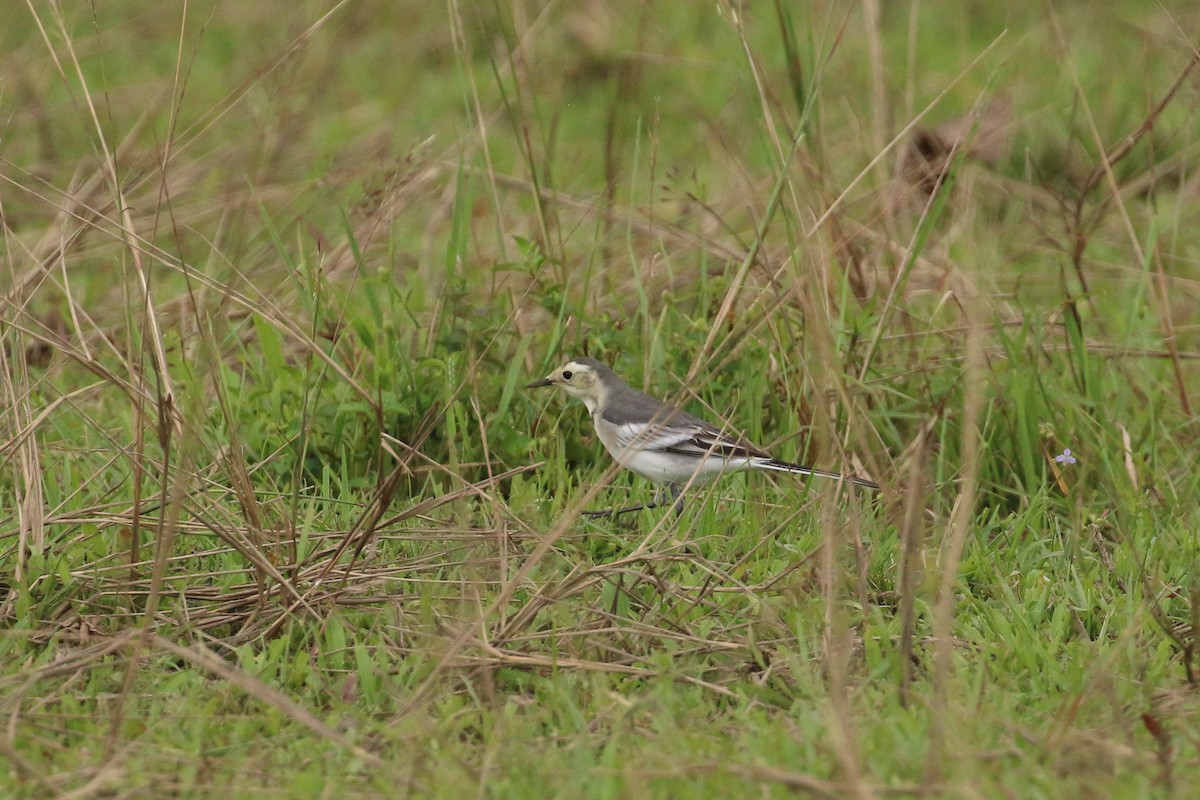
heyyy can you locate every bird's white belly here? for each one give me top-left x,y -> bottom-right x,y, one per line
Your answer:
607,445 -> 753,485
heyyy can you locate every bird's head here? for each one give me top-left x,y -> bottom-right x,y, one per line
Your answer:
525,357 -> 614,413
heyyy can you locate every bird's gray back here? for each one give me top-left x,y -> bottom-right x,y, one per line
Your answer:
599,380 -> 714,432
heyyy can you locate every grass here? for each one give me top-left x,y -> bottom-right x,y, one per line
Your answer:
2,0 -> 1200,797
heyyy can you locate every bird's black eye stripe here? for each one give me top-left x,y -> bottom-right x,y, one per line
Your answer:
562,370 -> 573,380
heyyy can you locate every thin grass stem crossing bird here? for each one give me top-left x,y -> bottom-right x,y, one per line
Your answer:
526,357 -> 878,517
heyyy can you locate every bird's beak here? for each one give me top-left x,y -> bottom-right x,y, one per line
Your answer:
524,375 -> 555,389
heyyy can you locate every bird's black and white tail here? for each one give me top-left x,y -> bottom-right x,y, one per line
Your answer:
759,458 -> 880,490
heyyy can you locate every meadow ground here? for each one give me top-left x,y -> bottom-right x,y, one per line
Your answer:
2,1 -> 1199,797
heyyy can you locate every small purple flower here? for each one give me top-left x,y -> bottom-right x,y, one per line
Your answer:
1054,448 -> 1076,465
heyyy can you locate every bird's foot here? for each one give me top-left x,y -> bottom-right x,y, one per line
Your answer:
583,504 -> 647,519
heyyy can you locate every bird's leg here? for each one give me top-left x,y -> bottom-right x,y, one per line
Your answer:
667,484 -> 685,517
583,485 -> 673,519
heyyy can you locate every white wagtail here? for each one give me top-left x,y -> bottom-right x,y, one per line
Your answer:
526,357 -> 879,517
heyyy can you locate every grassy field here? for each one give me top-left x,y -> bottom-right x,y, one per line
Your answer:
2,1 -> 1199,797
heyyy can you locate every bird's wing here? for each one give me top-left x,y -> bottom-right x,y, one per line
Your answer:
613,419 -> 770,460
610,421 -> 695,452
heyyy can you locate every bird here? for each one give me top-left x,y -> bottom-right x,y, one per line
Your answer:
525,357 -> 879,517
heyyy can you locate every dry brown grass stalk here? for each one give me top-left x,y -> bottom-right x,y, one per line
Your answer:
0,313 -> 46,585
897,421 -> 932,708
925,293 -> 986,787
